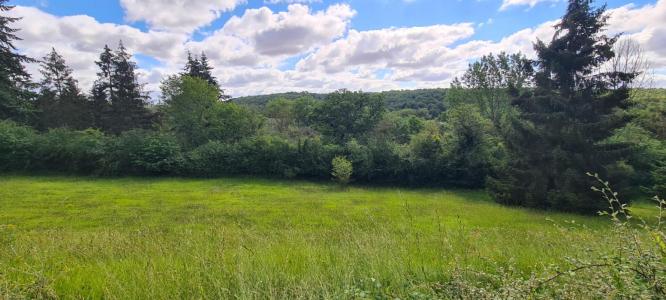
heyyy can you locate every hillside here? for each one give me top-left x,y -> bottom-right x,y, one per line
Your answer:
233,88 -> 448,117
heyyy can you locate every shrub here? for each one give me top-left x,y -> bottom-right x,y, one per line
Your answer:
0,120 -> 36,171
331,156 -> 352,186
108,130 -> 183,175
32,128 -> 108,173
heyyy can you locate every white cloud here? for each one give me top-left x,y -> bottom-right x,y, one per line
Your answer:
500,0 -> 559,11
120,0 -> 246,33
8,0 -> 666,98
222,4 -> 355,56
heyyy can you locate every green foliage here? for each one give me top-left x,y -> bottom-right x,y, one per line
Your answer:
36,48 -> 93,131
32,128 -> 108,174
313,90 -> 385,143
0,1 -> 35,124
331,156 -> 353,185
91,43 -> 152,134
442,103 -> 501,188
490,0 -> 636,214
449,52 -> 532,129
0,120 -> 36,170
162,76 -> 262,147
108,130 -> 183,175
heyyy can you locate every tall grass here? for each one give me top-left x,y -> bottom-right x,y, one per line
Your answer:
0,176 -> 657,298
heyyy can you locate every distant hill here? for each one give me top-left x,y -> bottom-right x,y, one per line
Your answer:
232,88 -> 448,118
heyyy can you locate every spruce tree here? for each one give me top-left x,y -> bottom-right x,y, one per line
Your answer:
0,0 -> 35,123
488,0 -> 636,214
184,51 -> 201,79
182,51 -> 230,100
36,48 -> 91,130
91,45 -> 114,130
91,42 -> 151,133
108,41 -> 151,134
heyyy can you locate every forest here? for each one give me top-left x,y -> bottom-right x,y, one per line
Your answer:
1,0 -> 665,215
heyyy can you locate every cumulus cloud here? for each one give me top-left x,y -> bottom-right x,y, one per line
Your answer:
222,4 -> 355,56
7,0 -> 666,97
9,5 -> 187,91
296,24 -> 475,74
120,0 -> 246,33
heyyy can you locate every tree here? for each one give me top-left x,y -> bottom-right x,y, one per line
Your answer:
488,0 -> 637,214
161,75 -> 262,148
449,52 -> 533,129
0,0 -> 35,123
91,45 -> 115,130
183,51 -> 230,100
36,48 -> 92,130
331,156 -> 353,186
313,90 -> 385,143
442,103 -> 499,188
91,42 -> 152,134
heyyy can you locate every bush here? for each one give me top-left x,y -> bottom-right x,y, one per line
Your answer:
331,156 -> 353,186
0,120 -> 37,171
107,130 -> 183,175
32,128 -> 108,174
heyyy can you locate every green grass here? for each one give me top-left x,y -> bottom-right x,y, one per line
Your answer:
0,176 -> 656,298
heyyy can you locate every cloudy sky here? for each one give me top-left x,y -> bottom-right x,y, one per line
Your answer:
7,0 -> 666,98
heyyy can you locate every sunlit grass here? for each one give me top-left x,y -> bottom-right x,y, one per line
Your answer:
0,175 -> 651,298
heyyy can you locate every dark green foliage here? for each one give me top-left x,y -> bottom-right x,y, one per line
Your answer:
186,136 -> 298,178
32,129 -> 107,173
36,48 -> 92,130
312,90 -> 385,143
91,43 -> 153,134
108,130 -> 183,175
0,1 -> 35,123
0,120 -> 36,170
442,104 -> 501,188
234,89 -> 445,119
489,0 -> 636,214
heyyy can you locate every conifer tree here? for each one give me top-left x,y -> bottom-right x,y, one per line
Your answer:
36,48 -> 91,130
0,0 -> 35,123
488,0 -> 636,214
108,41 -> 151,133
182,51 -> 230,100
91,45 -> 114,130
91,42 -> 151,133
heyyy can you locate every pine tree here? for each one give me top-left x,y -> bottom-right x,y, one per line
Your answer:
91,45 -> 114,130
108,41 -> 151,134
36,48 -> 92,130
182,51 -> 230,100
91,42 -> 152,133
184,51 -> 201,79
488,0 -> 636,214
0,0 -> 35,123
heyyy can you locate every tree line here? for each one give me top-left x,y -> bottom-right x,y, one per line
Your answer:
0,0 -> 664,214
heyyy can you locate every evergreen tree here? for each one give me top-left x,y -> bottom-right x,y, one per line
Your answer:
36,48 -> 92,130
91,45 -> 114,130
488,0 -> 636,214
183,51 -> 201,79
91,42 -> 151,134
182,51 -> 230,100
108,41 -> 151,134
0,0 -> 35,123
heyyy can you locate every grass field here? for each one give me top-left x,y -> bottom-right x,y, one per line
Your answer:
0,176 -> 656,298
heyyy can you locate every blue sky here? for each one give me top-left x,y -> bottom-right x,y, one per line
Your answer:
8,0 -> 666,96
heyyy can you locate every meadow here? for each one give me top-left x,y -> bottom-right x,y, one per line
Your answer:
0,176 -> 656,299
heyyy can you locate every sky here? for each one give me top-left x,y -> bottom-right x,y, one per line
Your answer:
7,0 -> 666,98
